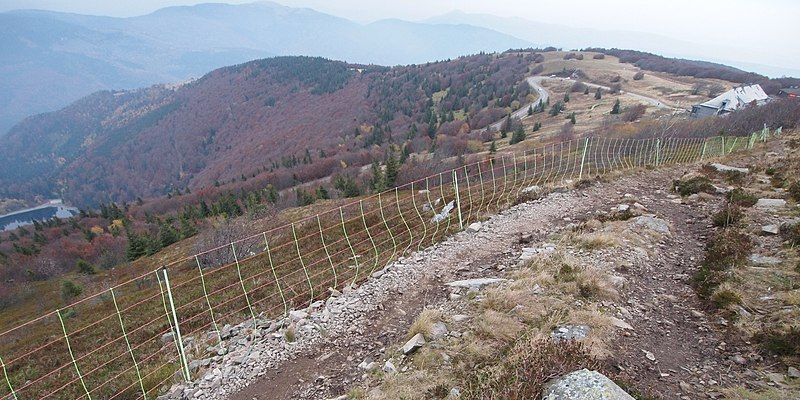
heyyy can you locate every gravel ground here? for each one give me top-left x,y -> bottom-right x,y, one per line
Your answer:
161,159 -> 784,400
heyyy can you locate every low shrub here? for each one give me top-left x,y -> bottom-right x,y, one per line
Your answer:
703,229 -> 752,269
788,181 -> 800,201
721,170 -> 747,185
727,188 -> 758,207
556,263 -> 577,282
711,289 -> 742,309
674,176 -> 715,196
598,209 -> 635,222
61,279 -> 83,303
780,223 -> 800,246
692,229 -> 752,299
461,339 -> 602,400
754,326 -> 800,356
712,205 -> 744,227
621,104 -> 647,122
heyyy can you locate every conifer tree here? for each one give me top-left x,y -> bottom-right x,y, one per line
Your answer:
611,99 -> 621,114
510,126 -> 526,145
385,150 -> 399,188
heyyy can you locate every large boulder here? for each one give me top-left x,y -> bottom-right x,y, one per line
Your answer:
543,369 -> 634,400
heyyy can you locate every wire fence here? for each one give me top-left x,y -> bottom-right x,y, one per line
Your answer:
0,127 -> 780,400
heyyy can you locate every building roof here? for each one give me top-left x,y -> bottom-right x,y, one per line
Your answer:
780,87 -> 800,96
695,84 -> 769,113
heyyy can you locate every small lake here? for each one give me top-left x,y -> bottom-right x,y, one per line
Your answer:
0,202 -> 79,231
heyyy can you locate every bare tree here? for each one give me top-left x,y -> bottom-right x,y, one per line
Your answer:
194,218 -> 263,269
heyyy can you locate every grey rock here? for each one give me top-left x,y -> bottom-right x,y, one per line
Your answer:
402,333 -> 426,355
767,372 -> 786,384
520,244 -> 556,261
444,278 -> 507,289
522,185 -> 542,194
609,317 -> 633,330
761,225 -> 780,235
447,387 -> 461,399
713,184 -> 731,194
730,355 -> 747,365
543,369 -> 634,399
711,163 -> 749,174
631,216 -> 670,234
289,310 -> 308,321
451,314 -> 470,323
749,254 -> 782,267
161,332 -> 174,344
383,360 -> 397,374
608,275 -> 627,289
357,358 -> 376,371
466,222 -> 483,233
755,198 -> 787,211
552,325 -> 590,342
429,322 -> 449,339
788,366 -> 800,379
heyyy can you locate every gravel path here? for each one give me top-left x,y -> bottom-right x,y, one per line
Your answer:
163,164 -> 757,400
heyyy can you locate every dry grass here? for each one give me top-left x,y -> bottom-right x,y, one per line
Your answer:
573,232 -> 619,250
722,386 -> 800,400
461,336 -> 603,400
575,267 -> 619,301
365,370 -> 454,400
407,308 -> 443,339
475,310 -> 526,342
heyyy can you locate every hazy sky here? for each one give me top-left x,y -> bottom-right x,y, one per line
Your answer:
2,0 -> 798,74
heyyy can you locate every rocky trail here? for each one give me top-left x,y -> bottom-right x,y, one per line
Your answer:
167,161 -> 781,400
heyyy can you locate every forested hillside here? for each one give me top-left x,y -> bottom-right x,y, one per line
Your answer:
0,53 -> 532,206
0,2 -> 529,135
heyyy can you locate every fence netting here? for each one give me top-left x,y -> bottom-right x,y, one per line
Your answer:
0,129 -> 778,400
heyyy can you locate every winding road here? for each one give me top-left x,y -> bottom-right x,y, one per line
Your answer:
488,75 -> 675,131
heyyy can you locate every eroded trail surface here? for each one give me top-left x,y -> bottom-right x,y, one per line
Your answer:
188,165 -> 756,400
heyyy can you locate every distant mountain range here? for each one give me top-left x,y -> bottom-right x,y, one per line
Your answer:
0,2 -> 529,135
423,10 -> 800,80
0,53 -> 532,206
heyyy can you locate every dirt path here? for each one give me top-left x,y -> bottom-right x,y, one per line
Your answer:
215,163 -> 759,400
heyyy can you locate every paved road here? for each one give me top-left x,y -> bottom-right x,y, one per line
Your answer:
488,75 -> 677,131
542,76 -> 673,109
488,76 -> 550,131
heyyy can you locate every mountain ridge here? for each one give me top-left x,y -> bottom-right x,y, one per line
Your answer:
0,2 -> 530,135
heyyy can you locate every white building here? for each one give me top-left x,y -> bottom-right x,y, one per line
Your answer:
690,84 -> 769,118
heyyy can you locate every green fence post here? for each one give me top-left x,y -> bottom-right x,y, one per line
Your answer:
291,223 -> 314,306
57,309 -> 93,399
161,268 -> 191,383
578,137 -> 590,180
230,243 -> 257,327
0,354 -> 18,400
655,138 -> 661,166
111,288 -> 148,399
263,232 -> 288,320
452,170 -> 463,230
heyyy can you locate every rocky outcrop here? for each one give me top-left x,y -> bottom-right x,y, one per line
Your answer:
543,369 -> 634,400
